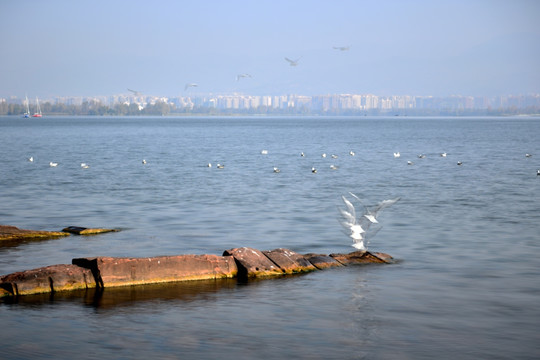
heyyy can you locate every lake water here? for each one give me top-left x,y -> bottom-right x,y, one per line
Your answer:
1,115 -> 539,359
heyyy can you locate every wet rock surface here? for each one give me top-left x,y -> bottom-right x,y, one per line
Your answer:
62,226 -> 118,235
1,244 -> 393,298
0,225 -> 69,242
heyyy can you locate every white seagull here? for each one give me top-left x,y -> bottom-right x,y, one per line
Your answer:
285,57 -> 301,66
80,163 -> 89,169
338,193 -> 400,250
393,152 -> 401,158
184,83 -> 198,91
28,156 -> 34,162
236,73 -> 252,81
49,162 -> 58,167
273,167 -> 280,173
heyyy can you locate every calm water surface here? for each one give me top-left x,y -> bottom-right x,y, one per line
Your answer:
1,116 -> 539,359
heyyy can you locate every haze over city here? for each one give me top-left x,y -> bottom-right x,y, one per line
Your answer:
1,0 -> 539,99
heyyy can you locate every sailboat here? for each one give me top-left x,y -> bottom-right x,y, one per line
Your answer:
23,95 -> 30,118
32,97 -> 42,117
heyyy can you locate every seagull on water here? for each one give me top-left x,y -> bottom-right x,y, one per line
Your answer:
49,162 -> 58,167
338,193 -> 400,250
394,152 -> 400,158
457,161 -> 463,166
217,164 -> 225,169
407,161 -> 414,165
311,167 -> 317,173
261,149 -> 268,155
418,154 -> 426,159
440,152 -> 447,157
28,156 -> 34,162
80,163 -> 89,169
330,164 -> 338,170
142,159 -> 147,164
525,153 -> 532,158
273,167 -> 280,173
537,169 -> 540,176
349,151 -> 355,156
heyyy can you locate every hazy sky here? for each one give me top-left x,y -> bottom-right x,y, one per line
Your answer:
1,0 -> 539,98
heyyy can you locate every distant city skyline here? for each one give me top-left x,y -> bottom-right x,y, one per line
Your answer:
2,91 -> 539,116
1,1 -> 539,99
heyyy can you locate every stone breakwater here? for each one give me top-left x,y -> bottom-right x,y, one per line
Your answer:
0,247 -> 393,297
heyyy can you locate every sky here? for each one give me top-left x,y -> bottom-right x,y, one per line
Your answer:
1,0 -> 539,99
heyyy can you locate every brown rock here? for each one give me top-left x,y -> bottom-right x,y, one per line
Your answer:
0,264 -> 95,296
0,225 -> 69,242
62,226 -> 118,235
262,248 -> 317,274
72,254 -> 238,288
303,253 -> 343,270
223,247 -> 284,278
330,251 -> 392,265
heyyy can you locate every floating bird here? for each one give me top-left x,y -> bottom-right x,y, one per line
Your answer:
321,153 -> 327,158
261,149 -> 268,155
349,151 -> 355,156
236,73 -> 252,81
217,164 -> 225,169
207,163 -> 212,168
417,154 -> 426,159
330,164 -> 338,170
311,167 -> 317,173
525,153 -> 532,158
394,152 -> 400,158
338,194 -> 400,250
407,161 -> 414,165
300,152 -> 305,157
28,156 -> 33,162
457,161 -> 463,166
184,83 -> 198,91
80,163 -> 89,169
142,159 -> 147,164
273,167 -> 280,173
284,57 -> 301,66
440,152 -> 447,157
49,162 -> 58,167
537,169 -> 540,176
331,154 -> 338,159
333,46 -> 350,51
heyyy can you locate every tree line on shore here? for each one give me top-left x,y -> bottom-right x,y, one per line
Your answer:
1,99 -> 539,116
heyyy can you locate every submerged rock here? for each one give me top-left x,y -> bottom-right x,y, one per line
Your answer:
0,264 -> 95,296
1,248 -> 393,298
0,225 -> 69,242
223,247 -> 284,279
62,226 -> 118,235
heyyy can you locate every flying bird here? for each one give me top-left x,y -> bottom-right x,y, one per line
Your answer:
184,83 -> 198,91
285,57 -> 301,66
127,88 -> 142,96
338,193 -> 400,250
236,73 -> 252,81
333,46 -> 350,51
